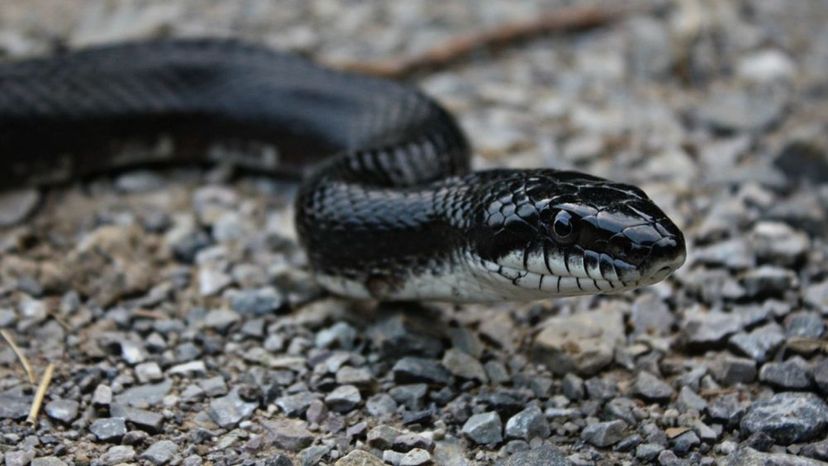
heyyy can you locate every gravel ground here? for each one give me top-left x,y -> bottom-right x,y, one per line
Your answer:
1,1 -> 828,465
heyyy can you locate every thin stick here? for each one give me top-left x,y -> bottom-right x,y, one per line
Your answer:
335,5 -> 636,78
27,362 -> 54,424
1,329 -> 36,384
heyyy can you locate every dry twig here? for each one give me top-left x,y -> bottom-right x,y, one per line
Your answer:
335,5 -> 637,78
27,362 -> 54,424
1,329 -> 36,384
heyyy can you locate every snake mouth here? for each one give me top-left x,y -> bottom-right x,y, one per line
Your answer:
476,257 -> 628,298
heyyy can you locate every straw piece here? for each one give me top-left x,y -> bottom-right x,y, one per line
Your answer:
1,329 -> 36,384
27,362 -> 55,424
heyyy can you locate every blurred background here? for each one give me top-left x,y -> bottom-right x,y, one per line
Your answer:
1,1 -> 827,465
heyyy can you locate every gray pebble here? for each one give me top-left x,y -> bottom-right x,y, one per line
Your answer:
729,322 -> 785,363
368,425 -> 403,450
681,309 -> 744,350
198,268 -> 232,297
697,87 -> 787,133
230,287 -> 284,315
393,433 -> 434,453
441,348 -> 487,383
676,386 -> 707,413
4,450 -> 35,466
392,357 -> 451,385
741,266 -> 797,298
784,311 -> 825,338
633,371 -> 674,402
203,308 -> 240,331
140,440 -> 178,465
462,412 -> 503,445
496,445 -> 568,466
30,457 -> 66,466
636,443 -> 664,462
399,448 -> 431,466
708,393 -> 749,426
741,392 -> 828,444
168,360 -> 207,377
631,294 -> 675,337
316,321 -> 357,349
90,417 -> 127,442
44,399 -> 79,424
726,447 -> 824,466
199,376 -> 228,397
710,355 -> 757,385
389,384 -> 428,411
759,357 -> 813,389
135,362 -> 163,383
207,389 -> 258,428
670,430 -> 700,455
92,384 -> 113,407
750,222 -> 809,266
366,393 -> 397,419
532,308 -> 623,376
324,384 -> 362,413
382,450 -> 405,466
581,420 -> 627,448
262,418 -> 314,452
114,379 -> 172,407
555,375 -> 582,404
504,405 -> 550,441
100,445 -> 136,465
484,360 -> 510,385
335,366 -> 373,388
276,392 -> 319,417
110,404 -> 164,433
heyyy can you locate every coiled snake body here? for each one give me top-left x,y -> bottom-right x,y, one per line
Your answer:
0,40 -> 686,302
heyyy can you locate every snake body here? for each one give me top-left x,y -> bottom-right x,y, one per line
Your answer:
0,39 -> 686,302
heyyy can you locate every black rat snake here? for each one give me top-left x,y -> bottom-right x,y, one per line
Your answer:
0,39 -> 686,301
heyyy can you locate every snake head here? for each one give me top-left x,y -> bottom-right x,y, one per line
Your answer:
466,170 -> 686,300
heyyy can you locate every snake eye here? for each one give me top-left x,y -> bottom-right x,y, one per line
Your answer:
551,210 -> 577,244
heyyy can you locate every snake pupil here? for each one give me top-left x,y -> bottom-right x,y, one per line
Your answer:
552,210 -> 575,242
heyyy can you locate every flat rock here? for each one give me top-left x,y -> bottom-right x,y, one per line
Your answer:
114,379 -> 172,407
335,450 -> 385,466
711,355 -> 757,385
504,405 -> 550,441
324,384 -> 362,413
759,357 -> 813,390
532,306 -> 624,376
110,404 -> 164,432
399,448 -> 431,466
681,309 -> 744,350
45,399 -> 80,424
100,446 -> 136,465
741,392 -> 828,444
140,440 -> 177,465
727,447 -> 824,466
90,417 -> 127,442
392,357 -> 451,385
581,420 -> 627,447
462,412 -> 503,445
633,371 -> 674,402
263,418 -> 314,452
496,445 -> 568,466
729,322 -> 785,363
441,348 -> 487,383
30,457 -> 66,466
207,389 -> 258,428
